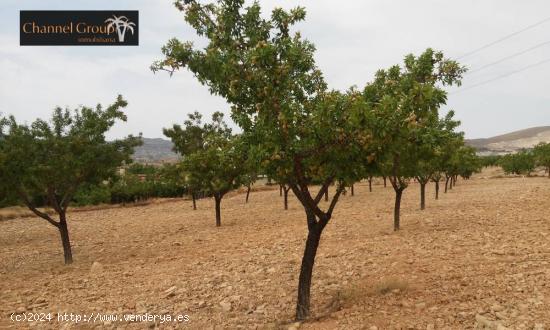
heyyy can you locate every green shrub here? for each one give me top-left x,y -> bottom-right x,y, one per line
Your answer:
73,184 -> 111,206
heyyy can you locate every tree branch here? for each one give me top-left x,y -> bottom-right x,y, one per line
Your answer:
47,187 -> 63,215
60,181 -> 82,212
326,184 -> 344,219
17,190 -> 59,227
313,177 -> 334,204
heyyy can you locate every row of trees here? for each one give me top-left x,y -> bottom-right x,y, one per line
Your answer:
163,111 -> 254,225
149,0 -> 480,320
480,143 -> 550,176
1,164 -> 189,208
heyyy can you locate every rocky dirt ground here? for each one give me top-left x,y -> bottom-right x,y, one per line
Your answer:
1,173 -> 549,329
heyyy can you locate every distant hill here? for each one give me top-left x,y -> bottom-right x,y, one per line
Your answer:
466,126 -> 550,155
132,138 -> 179,163
133,127 -> 550,161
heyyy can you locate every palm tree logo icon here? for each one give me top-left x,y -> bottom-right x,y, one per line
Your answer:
105,15 -> 136,42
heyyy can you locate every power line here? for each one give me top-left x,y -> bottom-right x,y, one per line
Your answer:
456,16 -> 550,60
451,57 -> 550,94
467,40 -> 550,75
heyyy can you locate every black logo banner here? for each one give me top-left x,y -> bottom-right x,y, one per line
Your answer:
20,11 -> 139,46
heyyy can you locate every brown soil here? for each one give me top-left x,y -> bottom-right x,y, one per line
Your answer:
1,175 -> 549,329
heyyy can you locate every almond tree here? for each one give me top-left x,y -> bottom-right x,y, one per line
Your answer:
282,184 -> 292,210
444,154 -> 458,191
431,171 -> 443,200
431,126 -> 464,200
499,152 -> 534,176
479,155 -> 502,168
533,142 -> 550,178
241,149 -> 260,204
363,49 -> 465,230
434,126 -> 464,196
164,111 -> 231,209
242,171 -> 257,203
362,159 -> 379,193
176,112 -> 246,226
152,0 -> 370,319
0,96 -> 141,264
455,146 -> 481,179
182,136 -> 246,227
444,145 -> 481,189
416,111 -> 462,209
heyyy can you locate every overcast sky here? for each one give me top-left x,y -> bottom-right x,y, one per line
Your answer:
1,0 -> 550,139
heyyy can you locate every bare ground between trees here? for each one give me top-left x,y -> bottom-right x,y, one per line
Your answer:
0,176 -> 549,329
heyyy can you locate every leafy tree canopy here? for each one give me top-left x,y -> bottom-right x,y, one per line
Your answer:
153,0 -> 372,212
499,150 -> 536,176
164,111 -> 231,156
363,49 -> 466,190
0,95 -> 141,219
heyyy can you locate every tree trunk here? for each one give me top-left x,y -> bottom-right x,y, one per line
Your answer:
296,223 -> 322,320
445,176 -> 450,192
280,185 -> 283,196
548,167 -> 550,178
368,177 -> 373,192
284,188 -> 289,210
420,183 -> 426,210
435,181 -> 440,200
324,190 -> 328,202
394,189 -> 403,231
192,193 -> 197,210
351,184 -> 354,196
245,185 -> 251,203
383,176 -> 387,187
58,213 -> 73,264
214,194 -> 222,227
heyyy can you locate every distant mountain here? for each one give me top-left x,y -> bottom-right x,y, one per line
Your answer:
466,126 -> 550,155
132,138 -> 179,163
134,127 -> 550,161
